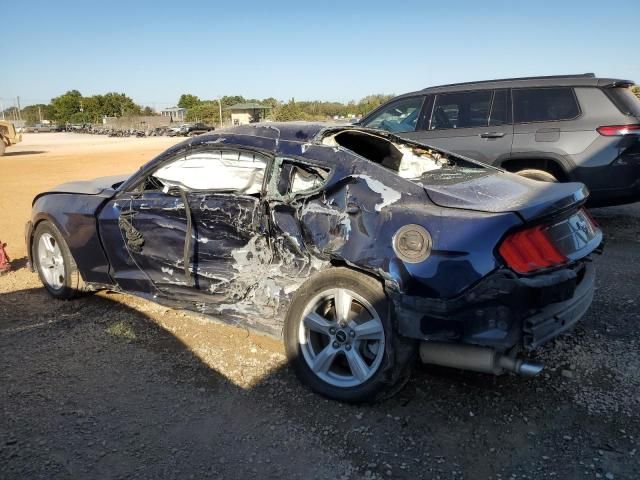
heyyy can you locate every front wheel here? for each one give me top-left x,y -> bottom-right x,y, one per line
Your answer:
32,221 -> 87,299
284,267 -> 416,402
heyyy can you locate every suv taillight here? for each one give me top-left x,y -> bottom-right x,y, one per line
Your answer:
597,124 -> 640,136
498,225 -> 568,274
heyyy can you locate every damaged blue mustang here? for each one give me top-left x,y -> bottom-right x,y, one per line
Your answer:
26,123 -> 603,402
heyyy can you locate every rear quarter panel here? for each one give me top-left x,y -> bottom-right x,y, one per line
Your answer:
296,145 -> 522,298
511,87 -> 629,172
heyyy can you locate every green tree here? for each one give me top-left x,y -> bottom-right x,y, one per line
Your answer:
178,94 -> 201,109
21,104 -> 56,125
633,86 -> 640,99
98,92 -> 142,117
354,94 -> 395,116
220,95 -> 246,108
261,97 -> 281,109
80,96 -> 104,123
2,106 -> 21,121
142,106 -> 155,116
51,90 -> 83,123
270,99 -> 306,121
186,102 -> 220,124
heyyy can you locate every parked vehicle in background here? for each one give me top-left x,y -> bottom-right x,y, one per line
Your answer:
180,122 -> 214,136
167,124 -> 184,136
50,124 -> 66,132
32,123 -> 52,133
26,123 -> 602,402
0,120 -> 22,156
360,74 -> 640,207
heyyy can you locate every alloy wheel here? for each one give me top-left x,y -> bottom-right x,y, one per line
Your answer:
298,287 -> 385,388
37,232 -> 65,290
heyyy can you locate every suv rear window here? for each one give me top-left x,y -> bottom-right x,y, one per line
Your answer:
430,91 -> 492,130
604,87 -> 640,117
513,87 -> 579,123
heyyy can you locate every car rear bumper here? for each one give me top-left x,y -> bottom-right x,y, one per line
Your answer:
391,261 -> 596,351
522,262 -> 594,348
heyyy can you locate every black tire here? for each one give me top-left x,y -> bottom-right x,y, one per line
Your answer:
32,221 -> 87,299
284,267 -> 417,403
516,169 -> 557,182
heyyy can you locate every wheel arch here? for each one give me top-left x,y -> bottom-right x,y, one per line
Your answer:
27,215 -> 73,271
327,259 -> 391,291
500,156 -> 570,182
283,261 -> 417,402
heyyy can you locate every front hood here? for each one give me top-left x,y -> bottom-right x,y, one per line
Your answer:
423,171 -> 589,221
44,174 -> 130,196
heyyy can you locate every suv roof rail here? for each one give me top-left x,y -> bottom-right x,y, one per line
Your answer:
421,73 -> 596,91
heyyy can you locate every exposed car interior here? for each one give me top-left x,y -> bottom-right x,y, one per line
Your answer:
146,150 -> 268,195
321,129 -> 487,180
276,162 -> 329,197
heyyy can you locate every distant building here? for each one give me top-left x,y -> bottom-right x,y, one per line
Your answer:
160,107 -> 187,123
226,103 -> 271,126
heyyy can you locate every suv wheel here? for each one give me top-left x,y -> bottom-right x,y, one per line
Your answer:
516,169 -> 557,182
284,267 -> 416,402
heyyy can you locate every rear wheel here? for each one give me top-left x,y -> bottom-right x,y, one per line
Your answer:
284,268 -> 416,402
32,221 -> 86,299
516,169 -> 557,182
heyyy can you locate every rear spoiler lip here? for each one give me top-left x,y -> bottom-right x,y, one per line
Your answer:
515,182 -> 590,224
598,79 -> 635,88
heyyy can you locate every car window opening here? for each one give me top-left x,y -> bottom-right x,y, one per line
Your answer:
277,162 -> 329,197
322,130 -> 450,179
151,150 -> 268,194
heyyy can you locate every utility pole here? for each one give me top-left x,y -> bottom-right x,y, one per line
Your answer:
38,105 -> 43,123
16,96 -> 22,120
217,97 -> 223,128
0,99 -> 4,120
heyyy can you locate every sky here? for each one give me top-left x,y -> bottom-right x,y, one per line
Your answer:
2,0 -> 638,109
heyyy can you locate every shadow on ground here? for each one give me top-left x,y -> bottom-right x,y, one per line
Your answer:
2,151 -> 48,157
1,280 -> 637,479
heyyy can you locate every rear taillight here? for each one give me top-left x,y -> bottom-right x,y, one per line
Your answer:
499,225 -> 568,274
597,124 -> 640,136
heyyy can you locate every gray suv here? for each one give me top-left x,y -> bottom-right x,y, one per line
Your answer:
360,74 -> 640,207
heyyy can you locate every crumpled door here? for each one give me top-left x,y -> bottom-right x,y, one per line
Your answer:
118,190 -> 193,296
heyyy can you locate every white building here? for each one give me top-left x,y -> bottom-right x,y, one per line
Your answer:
160,107 -> 187,123
226,103 -> 271,126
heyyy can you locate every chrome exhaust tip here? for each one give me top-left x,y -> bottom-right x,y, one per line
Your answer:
516,361 -> 544,377
419,342 -> 544,377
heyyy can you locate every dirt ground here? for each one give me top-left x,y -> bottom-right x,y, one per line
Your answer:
1,133 -> 639,479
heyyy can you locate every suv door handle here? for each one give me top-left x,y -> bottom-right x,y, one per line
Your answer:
480,132 -> 505,139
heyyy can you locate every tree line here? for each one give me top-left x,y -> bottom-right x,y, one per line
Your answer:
179,94 -> 394,124
1,91 -> 394,126
4,87 -> 639,126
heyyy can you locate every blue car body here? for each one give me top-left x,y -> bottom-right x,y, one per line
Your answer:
25,123 -> 602,351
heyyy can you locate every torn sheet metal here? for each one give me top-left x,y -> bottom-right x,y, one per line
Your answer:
31,122 -> 570,339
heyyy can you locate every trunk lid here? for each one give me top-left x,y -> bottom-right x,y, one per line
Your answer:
421,169 -> 589,221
